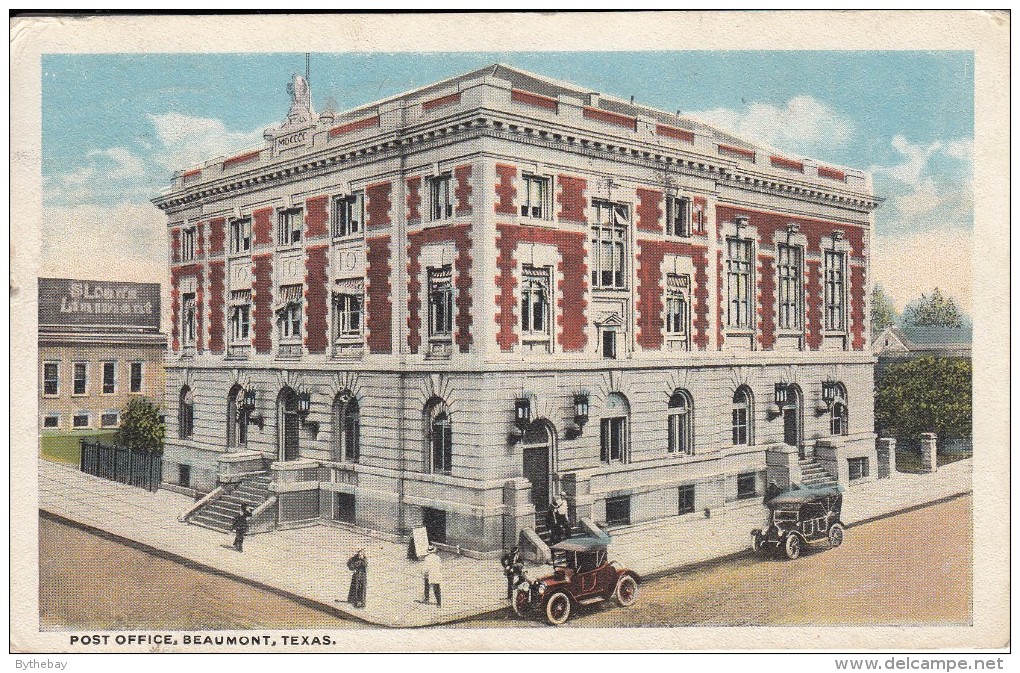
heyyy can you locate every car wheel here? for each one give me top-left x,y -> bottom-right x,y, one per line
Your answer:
613,574 -> 638,607
828,523 -> 844,549
544,592 -> 572,625
512,589 -> 530,618
784,534 -> 802,560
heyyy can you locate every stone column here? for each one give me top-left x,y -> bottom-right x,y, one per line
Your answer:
920,433 -> 938,473
876,438 -> 896,479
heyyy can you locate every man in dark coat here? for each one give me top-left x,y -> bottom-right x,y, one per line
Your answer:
764,480 -> 782,504
500,546 -> 523,600
231,504 -> 252,552
346,549 -> 367,608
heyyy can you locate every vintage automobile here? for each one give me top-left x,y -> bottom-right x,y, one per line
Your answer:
512,536 -> 640,625
751,484 -> 845,560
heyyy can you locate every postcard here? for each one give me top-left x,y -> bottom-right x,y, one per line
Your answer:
9,10 -> 1010,655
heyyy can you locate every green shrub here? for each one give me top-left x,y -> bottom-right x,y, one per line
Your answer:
114,397 -> 166,453
875,356 -> 972,441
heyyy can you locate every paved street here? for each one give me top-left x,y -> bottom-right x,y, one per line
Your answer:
40,495 -> 970,630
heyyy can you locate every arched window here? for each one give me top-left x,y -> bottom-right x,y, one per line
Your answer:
332,392 -> 360,462
277,387 -> 300,461
830,383 -> 848,436
732,386 -> 754,446
600,393 -> 630,463
179,386 -> 194,439
227,384 -> 247,448
667,390 -> 693,455
425,398 -> 452,474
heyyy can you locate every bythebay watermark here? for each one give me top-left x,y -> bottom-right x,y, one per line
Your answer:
836,658 -> 1005,671
14,662 -> 67,670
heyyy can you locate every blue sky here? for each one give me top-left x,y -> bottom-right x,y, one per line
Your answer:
41,51 -> 974,311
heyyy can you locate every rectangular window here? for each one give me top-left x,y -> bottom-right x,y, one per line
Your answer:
732,406 -> 749,445
43,415 -> 60,428
333,492 -> 356,523
181,292 -> 197,346
102,362 -> 116,394
428,266 -> 453,337
332,192 -> 365,238
520,175 -> 550,219
229,217 -> 251,254
277,285 -> 303,341
601,330 -> 617,360
178,463 -> 191,488
101,412 -> 119,428
73,362 -> 87,395
429,174 -> 453,220
605,495 -> 631,526
181,227 -> 196,261
591,200 -> 629,288
43,362 -> 59,396
333,291 -> 363,339
130,362 -> 143,393
777,244 -> 804,330
678,484 -> 696,515
849,457 -> 869,481
736,472 -> 758,499
520,265 -> 551,337
665,273 -> 690,343
73,413 -> 89,429
726,238 -> 753,328
824,250 -> 847,331
666,196 -> 691,237
600,417 -> 627,462
278,208 -> 304,246
230,290 -> 252,343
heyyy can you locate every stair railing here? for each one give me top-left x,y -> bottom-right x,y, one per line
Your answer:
178,485 -> 225,522
249,495 -> 278,534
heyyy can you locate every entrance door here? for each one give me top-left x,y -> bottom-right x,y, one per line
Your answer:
523,445 -> 550,509
783,388 -> 803,458
279,388 -> 301,461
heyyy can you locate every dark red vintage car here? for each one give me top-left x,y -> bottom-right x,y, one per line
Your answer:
512,536 -> 640,625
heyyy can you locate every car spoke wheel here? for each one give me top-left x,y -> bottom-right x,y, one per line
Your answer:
512,589 -> 530,617
613,574 -> 638,607
784,534 -> 801,560
828,523 -> 844,549
544,592 -> 572,625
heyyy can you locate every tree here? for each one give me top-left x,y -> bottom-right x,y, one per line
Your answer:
870,284 -> 899,334
874,356 -> 972,442
115,397 -> 166,453
902,287 -> 965,328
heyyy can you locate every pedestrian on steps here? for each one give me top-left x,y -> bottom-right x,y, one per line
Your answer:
231,504 -> 252,552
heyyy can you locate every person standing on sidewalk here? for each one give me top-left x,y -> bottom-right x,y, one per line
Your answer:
421,545 -> 443,607
501,546 -> 522,600
345,549 -> 367,608
230,504 -> 252,552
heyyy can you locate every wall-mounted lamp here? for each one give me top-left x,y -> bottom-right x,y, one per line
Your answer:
243,388 -> 257,411
831,229 -> 845,242
564,393 -> 590,440
297,392 -> 312,417
821,381 -> 839,403
514,398 -> 532,431
786,222 -> 801,236
735,215 -> 749,229
774,383 -> 790,407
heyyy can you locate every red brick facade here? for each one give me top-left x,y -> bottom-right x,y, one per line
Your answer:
209,217 -> 225,256
655,124 -> 695,144
635,240 -> 710,351
196,221 -> 205,259
757,256 -> 776,351
170,227 -> 181,263
305,195 -> 330,239
805,259 -> 823,350
169,266 -> 181,351
406,224 -> 474,354
253,207 -> 274,247
208,260 -> 225,354
328,115 -> 380,138
422,92 -> 461,113
556,175 -> 587,224
304,245 -> 330,354
511,89 -> 558,111
850,264 -> 867,350
366,182 -> 392,231
406,176 -> 422,224
454,164 -> 473,217
252,255 -> 273,354
582,106 -> 636,130
365,236 -> 392,354
495,223 -> 588,353
636,188 -> 663,233
495,164 -> 517,215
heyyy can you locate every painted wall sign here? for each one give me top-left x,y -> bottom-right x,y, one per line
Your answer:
38,278 -> 161,329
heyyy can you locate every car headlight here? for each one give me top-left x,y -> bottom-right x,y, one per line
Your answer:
535,581 -> 547,596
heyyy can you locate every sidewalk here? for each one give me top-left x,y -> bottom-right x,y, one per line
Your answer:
38,458 -> 971,627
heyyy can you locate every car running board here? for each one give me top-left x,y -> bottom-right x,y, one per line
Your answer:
577,597 -> 605,606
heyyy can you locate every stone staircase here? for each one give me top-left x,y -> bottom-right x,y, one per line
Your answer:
799,457 -> 838,487
189,473 -> 273,533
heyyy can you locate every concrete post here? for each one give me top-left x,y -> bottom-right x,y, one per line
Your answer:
920,433 -> 938,473
876,438 -> 896,479
766,443 -> 801,489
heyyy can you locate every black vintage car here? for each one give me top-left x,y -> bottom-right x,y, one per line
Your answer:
751,484 -> 845,560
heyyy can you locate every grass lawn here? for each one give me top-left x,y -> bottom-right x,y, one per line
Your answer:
40,431 -> 116,466
895,448 -> 972,474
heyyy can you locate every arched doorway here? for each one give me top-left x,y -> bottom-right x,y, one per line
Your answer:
521,420 -> 555,510
227,384 -> 247,449
783,384 -> 804,459
277,387 -> 300,461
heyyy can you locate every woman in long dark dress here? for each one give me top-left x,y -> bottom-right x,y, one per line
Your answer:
346,549 -> 367,608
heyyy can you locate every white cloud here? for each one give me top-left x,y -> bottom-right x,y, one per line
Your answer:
147,111 -> 263,172
44,146 -> 151,205
688,95 -> 855,157
872,229 -> 972,314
